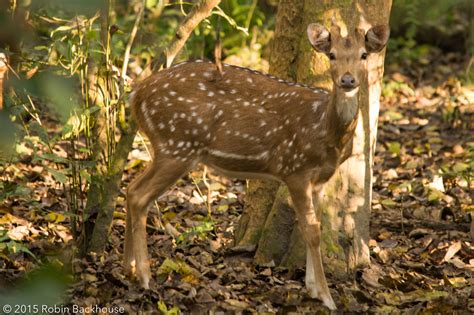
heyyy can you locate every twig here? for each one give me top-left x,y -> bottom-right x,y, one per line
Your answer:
164,0 -> 221,68
244,0 -> 257,31
214,15 -> 223,74
0,53 -> 7,110
121,0 -> 146,82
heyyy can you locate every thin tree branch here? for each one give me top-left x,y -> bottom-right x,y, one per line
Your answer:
164,0 -> 221,68
121,0 -> 146,82
0,53 -> 7,110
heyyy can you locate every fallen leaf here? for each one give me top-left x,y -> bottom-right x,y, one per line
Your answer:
443,241 -> 462,262
7,225 -> 29,241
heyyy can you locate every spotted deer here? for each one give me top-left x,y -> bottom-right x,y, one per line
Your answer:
124,22 -> 389,310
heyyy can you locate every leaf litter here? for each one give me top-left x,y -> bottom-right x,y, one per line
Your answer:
0,49 -> 472,313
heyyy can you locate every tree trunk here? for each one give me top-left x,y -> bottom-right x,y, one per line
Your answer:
235,0 -> 392,278
234,0 -> 305,254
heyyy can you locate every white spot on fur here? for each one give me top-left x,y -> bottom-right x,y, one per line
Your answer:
312,101 -> 321,112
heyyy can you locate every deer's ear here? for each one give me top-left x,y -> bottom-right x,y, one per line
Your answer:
307,23 -> 331,54
365,25 -> 390,53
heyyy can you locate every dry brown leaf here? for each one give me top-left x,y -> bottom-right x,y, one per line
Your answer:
443,240 -> 462,262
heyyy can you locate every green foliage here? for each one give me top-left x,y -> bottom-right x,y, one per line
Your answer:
157,301 -> 181,315
176,220 -> 215,245
388,0 -> 470,64
440,142 -> 473,186
175,0 -> 267,61
0,111 -> 17,159
391,0 -> 468,36
0,264 -> 70,307
400,0 -> 420,41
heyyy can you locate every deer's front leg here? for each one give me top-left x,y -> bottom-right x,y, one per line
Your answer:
286,176 -> 336,310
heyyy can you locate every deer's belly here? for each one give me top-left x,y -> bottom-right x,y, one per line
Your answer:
200,149 -> 275,180
203,161 -> 280,181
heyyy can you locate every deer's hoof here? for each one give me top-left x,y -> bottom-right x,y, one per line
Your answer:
321,295 -> 337,311
308,288 -> 337,310
139,276 -> 150,290
136,264 -> 151,290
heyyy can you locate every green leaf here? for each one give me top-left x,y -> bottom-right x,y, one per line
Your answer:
452,162 -> 469,173
47,167 -> 69,184
157,301 -> 180,315
6,241 -> 36,259
428,189 -> 444,203
216,204 -> 229,212
41,153 -> 69,164
45,212 -> 66,223
387,142 -> 401,156
158,258 -> 195,276
405,160 -> 418,169
384,110 -> 404,120
209,182 -> 226,191
28,123 -> 50,145
381,199 -> 397,207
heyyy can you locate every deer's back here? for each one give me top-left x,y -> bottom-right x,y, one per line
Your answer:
131,61 -> 333,177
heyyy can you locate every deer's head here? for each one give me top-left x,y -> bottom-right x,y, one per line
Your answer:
307,21 -> 389,91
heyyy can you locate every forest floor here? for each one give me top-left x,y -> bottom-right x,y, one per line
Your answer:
0,49 -> 472,314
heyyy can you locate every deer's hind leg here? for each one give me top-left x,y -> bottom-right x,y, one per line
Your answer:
124,155 -> 194,289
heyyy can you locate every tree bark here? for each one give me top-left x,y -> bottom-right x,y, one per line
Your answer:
236,0 -> 392,278
234,0 -> 304,260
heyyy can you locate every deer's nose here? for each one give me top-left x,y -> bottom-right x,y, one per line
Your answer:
340,73 -> 356,89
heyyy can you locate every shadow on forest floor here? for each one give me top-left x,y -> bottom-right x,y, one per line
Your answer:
0,49 -> 472,313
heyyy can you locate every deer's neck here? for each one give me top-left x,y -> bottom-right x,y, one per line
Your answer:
326,87 -> 360,144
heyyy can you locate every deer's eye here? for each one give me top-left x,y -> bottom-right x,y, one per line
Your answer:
361,52 -> 368,60
328,53 -> 336,60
